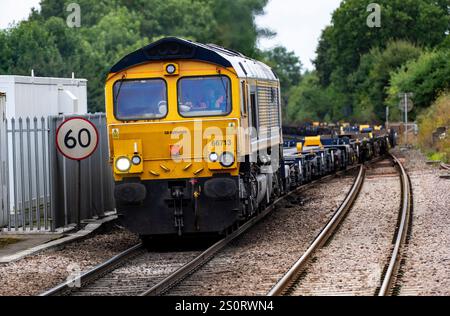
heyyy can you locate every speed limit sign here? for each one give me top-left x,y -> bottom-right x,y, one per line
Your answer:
56,117 -> 99,160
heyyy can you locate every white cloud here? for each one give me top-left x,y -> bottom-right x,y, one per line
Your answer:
0,0 -> 41,29
257,0 -> 342,70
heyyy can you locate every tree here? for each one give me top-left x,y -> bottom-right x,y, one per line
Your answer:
416,93 -> 450,162
387,49 -> 450,120
3,20 -> 64,77
350,40 -> 423,122
35,0 -> 117,26
286,72 -> 344,123
0,30 -> 11,74
80,8 -> 150,112
315,0 -> 449,87
9,0 -> 274,112
310,0 -> 449,122
210,0 -> 273,57
36,0 -> 273,58
261,46 -> 302,110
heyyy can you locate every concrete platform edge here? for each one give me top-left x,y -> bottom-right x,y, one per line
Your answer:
0,214 -> 118,264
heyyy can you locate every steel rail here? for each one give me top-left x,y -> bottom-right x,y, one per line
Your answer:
39,163 -> 361,297
140,165 -> 360,296
377,154 -> 412,296
39,243 -> 144,296
267,164 -> 366,296
39,158 -> 371,297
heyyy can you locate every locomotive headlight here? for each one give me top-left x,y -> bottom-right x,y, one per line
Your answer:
209,152 -> 219,163
131,156 -> 142,165
116,157 -> 131,172
219,152 -> 235,168
166,64 -> 176,74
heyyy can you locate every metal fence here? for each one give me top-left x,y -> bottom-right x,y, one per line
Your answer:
0,114 -> 115,232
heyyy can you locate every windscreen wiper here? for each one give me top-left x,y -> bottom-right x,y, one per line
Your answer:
114,74 -> 127,106
219,73 -> 229,109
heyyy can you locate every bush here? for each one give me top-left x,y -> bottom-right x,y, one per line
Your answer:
387,49 -> 450,120
417,93 -> 450,162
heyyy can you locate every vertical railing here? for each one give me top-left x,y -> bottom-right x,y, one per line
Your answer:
1,117 -> 52,232
0,107 -> 6,229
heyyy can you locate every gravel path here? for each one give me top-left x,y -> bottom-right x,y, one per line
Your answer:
166,172 -> 358,296
393,149 -> 450,296
290,160 -> 401,296
0,227 -> 139,296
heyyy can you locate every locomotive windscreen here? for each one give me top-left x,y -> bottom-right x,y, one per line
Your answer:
113,79 -> 168,120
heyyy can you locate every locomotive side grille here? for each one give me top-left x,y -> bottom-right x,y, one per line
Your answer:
257,84 -> 280,137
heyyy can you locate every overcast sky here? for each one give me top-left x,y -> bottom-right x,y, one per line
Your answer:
257,0 -> 342,69
0,0 -> 342,70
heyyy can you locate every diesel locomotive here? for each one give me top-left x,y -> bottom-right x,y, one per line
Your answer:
105,37 -> 390,239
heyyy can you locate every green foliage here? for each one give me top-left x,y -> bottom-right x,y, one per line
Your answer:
286,72 -> 346,123
36,0 -> 271,57
315,0 -> 449,86
3,0 -> 278,112
261,46 -> 302,111
417,93 -> 450,162
387,49 -> 450,119
210,0 -> 273,57
350,40 -> 423,122
310,0 -> 449,122
1,20 -> 64,77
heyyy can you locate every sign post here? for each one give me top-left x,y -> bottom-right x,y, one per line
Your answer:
386,106 -> 389,131
56,118 -> 99,229
398,93 -> 414,146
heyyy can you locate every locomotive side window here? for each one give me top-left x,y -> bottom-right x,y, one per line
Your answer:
250,91 -> 258,131
113,79 -> 168,120
178,76 -> 231,117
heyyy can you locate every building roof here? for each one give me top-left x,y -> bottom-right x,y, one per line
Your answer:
110,37 -> 278,81
0,75 -> 87,86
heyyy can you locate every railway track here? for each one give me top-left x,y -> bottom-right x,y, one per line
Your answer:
267,154 -> 412,296
40,163 -> 361,296
40,243 -> 145,296
40,243 -> 203,296
142,165 -> 369,296
141,169 -> 354,296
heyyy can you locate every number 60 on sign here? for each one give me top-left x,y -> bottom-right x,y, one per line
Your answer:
56,117 -> 99,160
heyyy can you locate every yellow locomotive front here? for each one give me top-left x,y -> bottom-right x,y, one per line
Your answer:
105,38 -> 282,238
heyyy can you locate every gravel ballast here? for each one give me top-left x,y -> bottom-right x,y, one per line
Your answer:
1,148 -> 447,296
393,149 -> 450,296
290,160 -> 401,296
0,227 -> 139,296
166,172 -> 358,296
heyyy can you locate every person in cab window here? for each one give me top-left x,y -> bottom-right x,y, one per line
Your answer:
214,94 -> 227,112
195,85 -> 216,111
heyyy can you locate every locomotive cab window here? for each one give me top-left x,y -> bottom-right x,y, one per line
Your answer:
113,79 -> 168,120
178,76 -> 231,117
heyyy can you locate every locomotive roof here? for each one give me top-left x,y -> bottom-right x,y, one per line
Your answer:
110,37 -> 278,81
